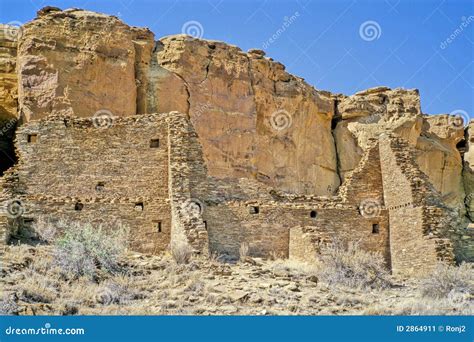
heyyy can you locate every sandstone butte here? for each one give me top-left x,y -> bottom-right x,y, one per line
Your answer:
0,7 -> 472,278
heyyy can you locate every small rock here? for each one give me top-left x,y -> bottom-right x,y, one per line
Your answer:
229,290 -> 249,302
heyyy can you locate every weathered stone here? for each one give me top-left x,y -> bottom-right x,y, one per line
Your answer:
415,114 -> 465,211
156,35 -> 339,196
335,88 -> 466,215
0,24 -> 19,121
463,122 -> 474,221
17,8 -> 154,121
334,87 -> 422,180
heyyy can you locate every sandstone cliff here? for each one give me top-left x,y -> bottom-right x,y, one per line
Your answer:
16,7 -> 154,121
154,35 -> 338,195
0,24 -> 19,174
334,87 -> 467,219
0,7 -> 472,227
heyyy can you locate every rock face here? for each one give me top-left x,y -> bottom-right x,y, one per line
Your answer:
334,87 -> 467,216
0,24 -> 19,121
154,35 -> 339,195
334,87 -> 423,180
0,25 -> 19,174
463,122 -> 474,221
16,7 -> 154,121
416,115 -> 465,211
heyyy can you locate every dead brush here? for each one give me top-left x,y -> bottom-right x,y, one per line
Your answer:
170,237 -> 192,265
239,242 -> 249,260
52,220 -> 129,279
318,240 -> 391,290
420,262 -> 474,299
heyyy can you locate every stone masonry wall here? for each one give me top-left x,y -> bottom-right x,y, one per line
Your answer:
1,113 -> 173,254
379,134 -> 455,277
204,141 -> 390,262
167,112 -> 208,253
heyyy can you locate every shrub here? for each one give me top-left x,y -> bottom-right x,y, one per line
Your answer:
0,296 -> 19,315
95,276 -> 141,305
420,262 -> 474,299
171,240 -> 192,264
319,240 -> 391,289
53,221 -> 129,279
239,242 -> 249,259
35,216 -> 63,243
15,268 -> 59,303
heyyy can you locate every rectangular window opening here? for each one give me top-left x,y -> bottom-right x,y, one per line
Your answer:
249,206 -> 259,214
155,221 -> 162,233
150,139 -> 160,148
27,134 -> 38,143
95,182 -> 105,191
372,223 -> 380,234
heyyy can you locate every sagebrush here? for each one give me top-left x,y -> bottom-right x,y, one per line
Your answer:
319,240 -> 391,289
171,239 -> 192,264
51,220 -> 129,279
420,262 -> 474,299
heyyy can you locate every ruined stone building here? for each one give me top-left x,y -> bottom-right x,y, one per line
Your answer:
0,7 -> 472,278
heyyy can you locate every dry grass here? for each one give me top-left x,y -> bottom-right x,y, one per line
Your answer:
1,243 -> 470,316
171,239 -> 192,265
239,242 -> 249,259
318,240 -> 391,290
269,258 -> 319,281
363,296 -> 473,315
96,275 -> 143,305
420,262 -> 474,299
0,295 -> 20,315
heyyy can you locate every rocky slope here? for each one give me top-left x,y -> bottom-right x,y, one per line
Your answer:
1,245 -> 472,315
0,7 -> 472,226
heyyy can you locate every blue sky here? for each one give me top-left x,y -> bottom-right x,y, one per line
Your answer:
1,0 -> 473,117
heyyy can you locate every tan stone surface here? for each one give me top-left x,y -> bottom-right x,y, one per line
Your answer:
0,7 -> 471,270
334,87 -> 422,180
156,35 -> 339,195
334,88 -> 466,213
0,24 -> 19,120
415,114 -> 465,210
463,122 -> 474,220
17,7 -> 154,121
